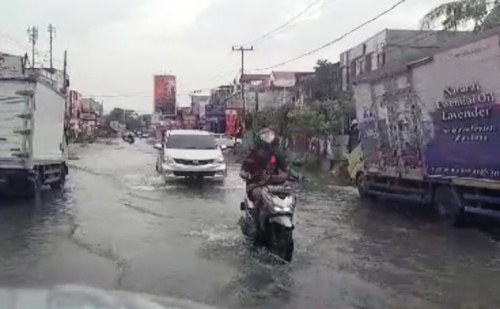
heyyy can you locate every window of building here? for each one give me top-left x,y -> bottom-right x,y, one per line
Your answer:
377,52 -> 386,68
365,54 -> 372,73
350,61 -> 356,77
371,53 -> 378,71
359,59 -> 365,75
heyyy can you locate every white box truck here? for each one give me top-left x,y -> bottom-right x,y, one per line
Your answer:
0,54 -> 68,198
347,29 -> 500,225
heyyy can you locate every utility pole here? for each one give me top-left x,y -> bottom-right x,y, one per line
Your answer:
27,26 -> 39,68
231,46 -> 253,114
62,50 -> 67,93
48,24 -> 56,70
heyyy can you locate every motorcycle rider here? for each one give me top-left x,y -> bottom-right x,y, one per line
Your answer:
239,127 -> 294,243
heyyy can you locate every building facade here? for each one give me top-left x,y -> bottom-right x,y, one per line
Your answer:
340,29 -> 472,91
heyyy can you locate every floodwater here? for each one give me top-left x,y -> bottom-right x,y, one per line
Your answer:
0,140 -> 499,309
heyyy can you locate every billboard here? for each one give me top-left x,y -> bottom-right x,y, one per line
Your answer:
225,108 -> 243,137
420,36 -> 500,180
355,35 -> 500,181
154,75 -> 176,115
69,90 -> 82,118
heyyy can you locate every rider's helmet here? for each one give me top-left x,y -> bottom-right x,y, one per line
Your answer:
256,127 -> 276,149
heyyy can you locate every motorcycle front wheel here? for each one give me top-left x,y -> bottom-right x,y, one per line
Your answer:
269,223 -> 294,262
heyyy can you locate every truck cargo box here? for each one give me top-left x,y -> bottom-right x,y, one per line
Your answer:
354,33 -> 500,184
0,68 -> 68,197
0,78 -> 66,168
351,29 -> 500,223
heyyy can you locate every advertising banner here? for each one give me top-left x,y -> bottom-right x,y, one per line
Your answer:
421,36 -> 500,180
355,35 -> 500,181
225,108 -> 243,137
69,90 -> 82,118
154,75 -> 176,115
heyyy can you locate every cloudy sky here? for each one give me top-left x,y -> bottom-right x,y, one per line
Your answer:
1,0 -> 451,113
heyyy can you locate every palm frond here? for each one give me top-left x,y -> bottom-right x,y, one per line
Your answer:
420,0 -> 490,31
480,1 -> 500,30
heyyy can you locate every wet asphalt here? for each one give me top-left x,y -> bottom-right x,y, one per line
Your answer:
0,139 -> 499,309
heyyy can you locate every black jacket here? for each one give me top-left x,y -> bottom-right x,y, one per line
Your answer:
240,145 -> 288,186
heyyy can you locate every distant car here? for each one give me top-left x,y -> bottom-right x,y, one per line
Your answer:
155,130 -> 226,181
212,133 -> 240,148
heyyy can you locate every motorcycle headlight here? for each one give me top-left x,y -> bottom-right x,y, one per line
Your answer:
274,205 -> 291,213
215,155 -> 224,163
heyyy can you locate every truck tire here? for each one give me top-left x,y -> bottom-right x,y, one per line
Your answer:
356,172 -> 368,198
50,165 -> 66,190
434,186 -> 464,227
25,170 -> 41,199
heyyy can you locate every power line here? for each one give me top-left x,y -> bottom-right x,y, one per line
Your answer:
250,0 -> 336,47
240,0 -> 323,47
250,0 -> 409,71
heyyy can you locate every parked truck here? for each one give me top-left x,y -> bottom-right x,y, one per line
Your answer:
0,54 -> 68,198
347,29 -> 500,224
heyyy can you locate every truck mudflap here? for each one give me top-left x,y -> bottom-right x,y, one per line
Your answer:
269,216 -> 294,229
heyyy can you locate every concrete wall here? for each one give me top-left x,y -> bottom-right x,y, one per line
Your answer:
240,87 -> 298,112
340,30 -> 472,91
385,30 -> 472,67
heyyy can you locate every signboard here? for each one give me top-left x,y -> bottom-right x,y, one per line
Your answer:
69,90 -> 83,118
154,75 -> 177,116
356,35 -> 500,181
225,108 -> 243,137
421,36 -> 500,180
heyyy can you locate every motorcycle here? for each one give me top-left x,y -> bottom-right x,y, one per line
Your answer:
239,172 -> 299,262
123,133 -> 135,144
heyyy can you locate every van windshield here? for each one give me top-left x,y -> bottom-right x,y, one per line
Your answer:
166,135 -> 217,150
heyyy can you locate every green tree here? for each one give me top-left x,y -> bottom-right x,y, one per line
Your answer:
103,108 -> 143,131
299,59 -> 341,102
421,0 -> 500,31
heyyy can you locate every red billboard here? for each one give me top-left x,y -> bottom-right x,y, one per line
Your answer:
68,90 -> 82,118
154,75 -> 177,115
225,108 -> 243,137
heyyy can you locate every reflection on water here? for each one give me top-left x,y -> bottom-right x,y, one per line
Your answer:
0,140 -> 499,309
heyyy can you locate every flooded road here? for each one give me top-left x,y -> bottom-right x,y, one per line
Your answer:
1,140 -> 499,309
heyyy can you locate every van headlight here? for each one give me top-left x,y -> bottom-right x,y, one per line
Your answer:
164,155 -> 175,165
215,155 -> 225,163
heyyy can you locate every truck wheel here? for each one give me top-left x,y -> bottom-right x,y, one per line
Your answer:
434,186 -> 464,227
356,172 -> 368,198
50,166 -> 66,190
25,171 -> 41,199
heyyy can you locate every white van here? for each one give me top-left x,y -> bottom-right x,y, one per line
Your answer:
155,130 -> 226,181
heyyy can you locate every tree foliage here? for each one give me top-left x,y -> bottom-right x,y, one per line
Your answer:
421,0 -> 500,31
299,59 -> 341,102
246,58 -> 354,140
103,108 -> 143,132
247,100 -> 351,138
